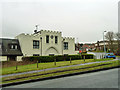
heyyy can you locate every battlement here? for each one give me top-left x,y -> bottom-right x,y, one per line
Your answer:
63,37 -> 75,40
17,33 -> 41,38
40,30 -> 62,34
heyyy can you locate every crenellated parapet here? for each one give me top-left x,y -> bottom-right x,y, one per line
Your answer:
16,33 -> 41,38
40,30 -> 62,34
63,37 -> 75,40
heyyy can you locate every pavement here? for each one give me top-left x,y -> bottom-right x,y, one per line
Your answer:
1,59 -> 119,78
4,68 -> 119,88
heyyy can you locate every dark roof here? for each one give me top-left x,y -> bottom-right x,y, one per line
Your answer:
0,38 -> 23,56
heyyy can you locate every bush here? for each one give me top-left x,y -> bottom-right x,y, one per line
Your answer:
22,54 -> 93,63
81,54 -> 94,59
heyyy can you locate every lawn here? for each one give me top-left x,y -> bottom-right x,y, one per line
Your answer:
1,58 -> 113,75
116,56 -> 120,57
2,60 -> 119,84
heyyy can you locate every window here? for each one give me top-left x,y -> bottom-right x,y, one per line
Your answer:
49,54 -> 54,56
55,36 -> 58,44
51,35 -> 53,39
15,45 -> 18,49
10,44 -> 18,49
33,40 -> 39,49
0,44 -> 2,49
64,42 -> 68,50
33,54 -> 39,56
46,35 -> 49,43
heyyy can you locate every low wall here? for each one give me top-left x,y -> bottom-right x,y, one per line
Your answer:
17,56 -> 23,61
0,56 -> 7,61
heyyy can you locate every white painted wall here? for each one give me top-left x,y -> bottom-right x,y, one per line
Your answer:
0,56 -> 7,61
15,30 -> 76,56
17,56 -> 23,61
63,37 -> 76,55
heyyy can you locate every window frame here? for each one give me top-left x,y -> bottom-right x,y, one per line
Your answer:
0,43 -> 2,49
33,40 -> 39,49
64,42 -> 68,50
46,35 -> 49,43
9,44 -> 18,50
33,54 -> 39,56
55,36 -> 58,44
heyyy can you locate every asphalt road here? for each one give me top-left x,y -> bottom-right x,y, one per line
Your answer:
5,68 -> 119,88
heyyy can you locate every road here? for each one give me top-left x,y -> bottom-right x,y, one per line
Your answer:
5,68 -> 119,88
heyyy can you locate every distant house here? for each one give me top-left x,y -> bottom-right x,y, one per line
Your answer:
95,40 -> 118,52
75,43 -> 95,52
0,38 -> 23,61
75,43 -> 83,51
82,43 -> 95,51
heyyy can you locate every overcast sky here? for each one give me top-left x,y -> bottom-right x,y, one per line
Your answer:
1,0 -> 119,43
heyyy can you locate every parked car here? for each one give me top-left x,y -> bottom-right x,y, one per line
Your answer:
104,53 -> 116,59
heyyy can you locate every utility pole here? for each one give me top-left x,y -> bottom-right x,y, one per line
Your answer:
103,31 -> 107,58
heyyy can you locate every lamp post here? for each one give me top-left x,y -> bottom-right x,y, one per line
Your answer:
40,37 -> 42,56
103,31 -> 107,57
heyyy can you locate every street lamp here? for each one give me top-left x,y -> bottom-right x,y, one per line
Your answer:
103,31 -> 107,57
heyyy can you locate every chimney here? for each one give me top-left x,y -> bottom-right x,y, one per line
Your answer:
34,30 -> 37,33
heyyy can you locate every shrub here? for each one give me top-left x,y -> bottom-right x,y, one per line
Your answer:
81,54 -> 94,59
22,54 -> 93,63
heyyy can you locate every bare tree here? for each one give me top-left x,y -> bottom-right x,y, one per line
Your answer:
115,32 -> 120,55
115,32 -> 120,40
105,31 -> 114,52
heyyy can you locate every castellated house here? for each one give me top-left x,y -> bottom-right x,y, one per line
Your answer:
15,30 -> 76,57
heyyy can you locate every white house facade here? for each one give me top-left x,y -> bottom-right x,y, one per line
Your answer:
15,30 -> 76,56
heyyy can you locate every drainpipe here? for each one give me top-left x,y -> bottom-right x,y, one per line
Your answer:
40,37 -> 42,56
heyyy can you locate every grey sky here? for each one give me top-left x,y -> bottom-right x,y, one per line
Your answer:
1,0 -> 119,43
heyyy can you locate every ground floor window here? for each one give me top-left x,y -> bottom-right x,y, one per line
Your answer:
64,42 -> 68,50
33,54 -> 39,56
7,56 -> 17,61
49,54 -> 54,56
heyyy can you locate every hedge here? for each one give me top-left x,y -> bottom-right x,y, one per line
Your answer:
22,54 -> 94,63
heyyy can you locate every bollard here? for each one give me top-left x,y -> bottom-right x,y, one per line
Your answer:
54,58 -> 56,66
64,57 -> 65,61
102,54 -> 103,59
37,60 -> 38,68
84,55 -> 85,62
16,61 -> 18,70
70,57 -> 72,63
94,55 -> 96,61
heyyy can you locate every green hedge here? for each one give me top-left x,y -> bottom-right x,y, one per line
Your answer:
22,54 -> 93,63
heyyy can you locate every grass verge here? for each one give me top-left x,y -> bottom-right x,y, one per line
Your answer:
1,60 -> 119,84
1,58 -> 113,75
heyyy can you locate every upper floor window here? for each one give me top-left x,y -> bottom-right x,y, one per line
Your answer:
33,40 -> 39,49
64,42 -> 68,50
10,44 -> 18,49
0,43 -> 2,49
51,35 -> 53,39
55,36 -> 58,44
46,35 -> 49,43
